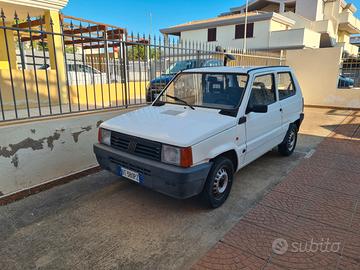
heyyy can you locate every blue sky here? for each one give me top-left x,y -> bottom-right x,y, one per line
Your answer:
62,0 -> 244,35
63,0 -> 360,35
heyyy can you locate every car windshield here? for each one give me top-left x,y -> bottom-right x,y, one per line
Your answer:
156,72 -> 248,110
164,61 -> 194,75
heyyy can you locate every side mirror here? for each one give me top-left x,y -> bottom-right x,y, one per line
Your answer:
246,104 -> 268,114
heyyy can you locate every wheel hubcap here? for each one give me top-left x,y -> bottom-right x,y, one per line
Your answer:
288,131 -> 296,150
212,167 -> 229,196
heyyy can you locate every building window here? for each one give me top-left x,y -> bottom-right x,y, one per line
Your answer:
208,28 -> 217,42
235,23 -> 254,39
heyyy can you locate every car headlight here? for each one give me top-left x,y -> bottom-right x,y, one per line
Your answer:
98,128 -> 111,146
161,144 -> 193,168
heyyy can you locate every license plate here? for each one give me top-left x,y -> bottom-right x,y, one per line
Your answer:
119,167 -> 141,183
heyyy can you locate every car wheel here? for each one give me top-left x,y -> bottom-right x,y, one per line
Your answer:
201,157 -> 234,208
278,123 -> 298,156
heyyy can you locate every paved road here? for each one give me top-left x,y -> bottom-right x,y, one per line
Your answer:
0,108 -> 350,270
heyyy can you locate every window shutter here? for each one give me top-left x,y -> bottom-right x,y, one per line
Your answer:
246,23 -> 254,38
235,23 -> 254,39
208,28 -> 217,42
235,24 -> 245,39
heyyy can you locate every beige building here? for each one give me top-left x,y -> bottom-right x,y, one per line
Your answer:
160,0 -> 360,55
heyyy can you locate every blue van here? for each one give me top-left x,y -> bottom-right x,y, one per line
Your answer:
146,58 -> 223,102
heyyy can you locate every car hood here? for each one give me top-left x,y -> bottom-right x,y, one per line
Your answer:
101,104 -> 237,147
150,74 -> 174,85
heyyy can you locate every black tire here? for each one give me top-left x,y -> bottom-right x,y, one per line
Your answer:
278,123 -> 298,156
201,157 -> 234,208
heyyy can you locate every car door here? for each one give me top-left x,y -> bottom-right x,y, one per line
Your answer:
244,73 -> 282,164
276,71 -> 300,132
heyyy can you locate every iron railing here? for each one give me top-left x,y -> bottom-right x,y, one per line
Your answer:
0,10 -> 286,122
339,57 -> 360,89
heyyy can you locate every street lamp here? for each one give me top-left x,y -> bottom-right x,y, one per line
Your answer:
243,0 -> 249,53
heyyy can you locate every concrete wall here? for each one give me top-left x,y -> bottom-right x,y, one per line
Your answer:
286,47 -> 360,109
0,68 -> 147,110
295,0 -> 324,21
0,106 -> 141,197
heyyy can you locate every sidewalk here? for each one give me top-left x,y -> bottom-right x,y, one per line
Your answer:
192,111 -> 360,270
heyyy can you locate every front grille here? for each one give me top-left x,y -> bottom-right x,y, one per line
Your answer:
111,131 -> 162,161
109,157 -> 151,176
150,83 -> 166,90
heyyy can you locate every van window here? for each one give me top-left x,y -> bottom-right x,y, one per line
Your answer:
277,72 -> 296,100
248,74 -> 276,107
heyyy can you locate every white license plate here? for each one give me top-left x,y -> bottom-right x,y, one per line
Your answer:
120,167 -> 140,183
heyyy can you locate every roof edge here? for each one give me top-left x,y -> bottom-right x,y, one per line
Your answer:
160,12 -> 295,35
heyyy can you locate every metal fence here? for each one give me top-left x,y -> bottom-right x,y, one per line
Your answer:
339,57 -> 360,89
0,10 -> 286,122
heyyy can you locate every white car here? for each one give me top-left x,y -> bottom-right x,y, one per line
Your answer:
94,66 -> 304,208
39,63 -> 108,85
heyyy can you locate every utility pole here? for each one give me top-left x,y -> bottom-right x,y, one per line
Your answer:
150,12 -> 153,36
243,0 -> 249,53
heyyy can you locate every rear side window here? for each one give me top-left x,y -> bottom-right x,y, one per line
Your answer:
277,72 -> 296,100
248,74 -> 276,107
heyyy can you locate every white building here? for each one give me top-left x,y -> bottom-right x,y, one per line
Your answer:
160,0 -> 360,55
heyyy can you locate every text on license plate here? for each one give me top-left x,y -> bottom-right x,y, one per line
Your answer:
120,167 -> 141,183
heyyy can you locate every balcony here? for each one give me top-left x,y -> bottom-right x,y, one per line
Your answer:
312,20 -> 337,37
269,28 -> 321,50
338,11 -> 360,34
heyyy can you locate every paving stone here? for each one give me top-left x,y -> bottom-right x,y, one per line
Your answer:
221,220 -> 281,261
303,152 -> 360,174
260,191 -> 308,216
341,231 -> 360,260
263,263 -> 287,270
191,242 -> 266,270
306,187 -> 357,211
349,212 -> 360,235
318,138 -> 360,158
243,204 -> 298,235
300,201 -> 353,230
269,245 -> 339,270
314,175 -> 360,197
285,217 -> 346,254
272,181 -> 314,200
336,255 -> 360,270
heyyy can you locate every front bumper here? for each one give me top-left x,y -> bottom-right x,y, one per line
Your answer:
94,143 -> 212,199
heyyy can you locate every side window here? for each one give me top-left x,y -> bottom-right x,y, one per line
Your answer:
277,72 -> 296,100
248,74 -> 276,108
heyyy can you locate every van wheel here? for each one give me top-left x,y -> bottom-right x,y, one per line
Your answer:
201,157 -> 234,208
278,124 -> 298,156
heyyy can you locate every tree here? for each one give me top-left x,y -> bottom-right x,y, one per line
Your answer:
127,45 -> 159,61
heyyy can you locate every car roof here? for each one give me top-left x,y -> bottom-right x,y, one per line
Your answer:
183,65 -> 291,74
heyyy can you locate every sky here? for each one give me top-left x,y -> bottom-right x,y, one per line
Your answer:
62,0 -> 244,35
63,0 -> 360,36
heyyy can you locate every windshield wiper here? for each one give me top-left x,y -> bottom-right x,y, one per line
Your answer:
166,94 -> 195,110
